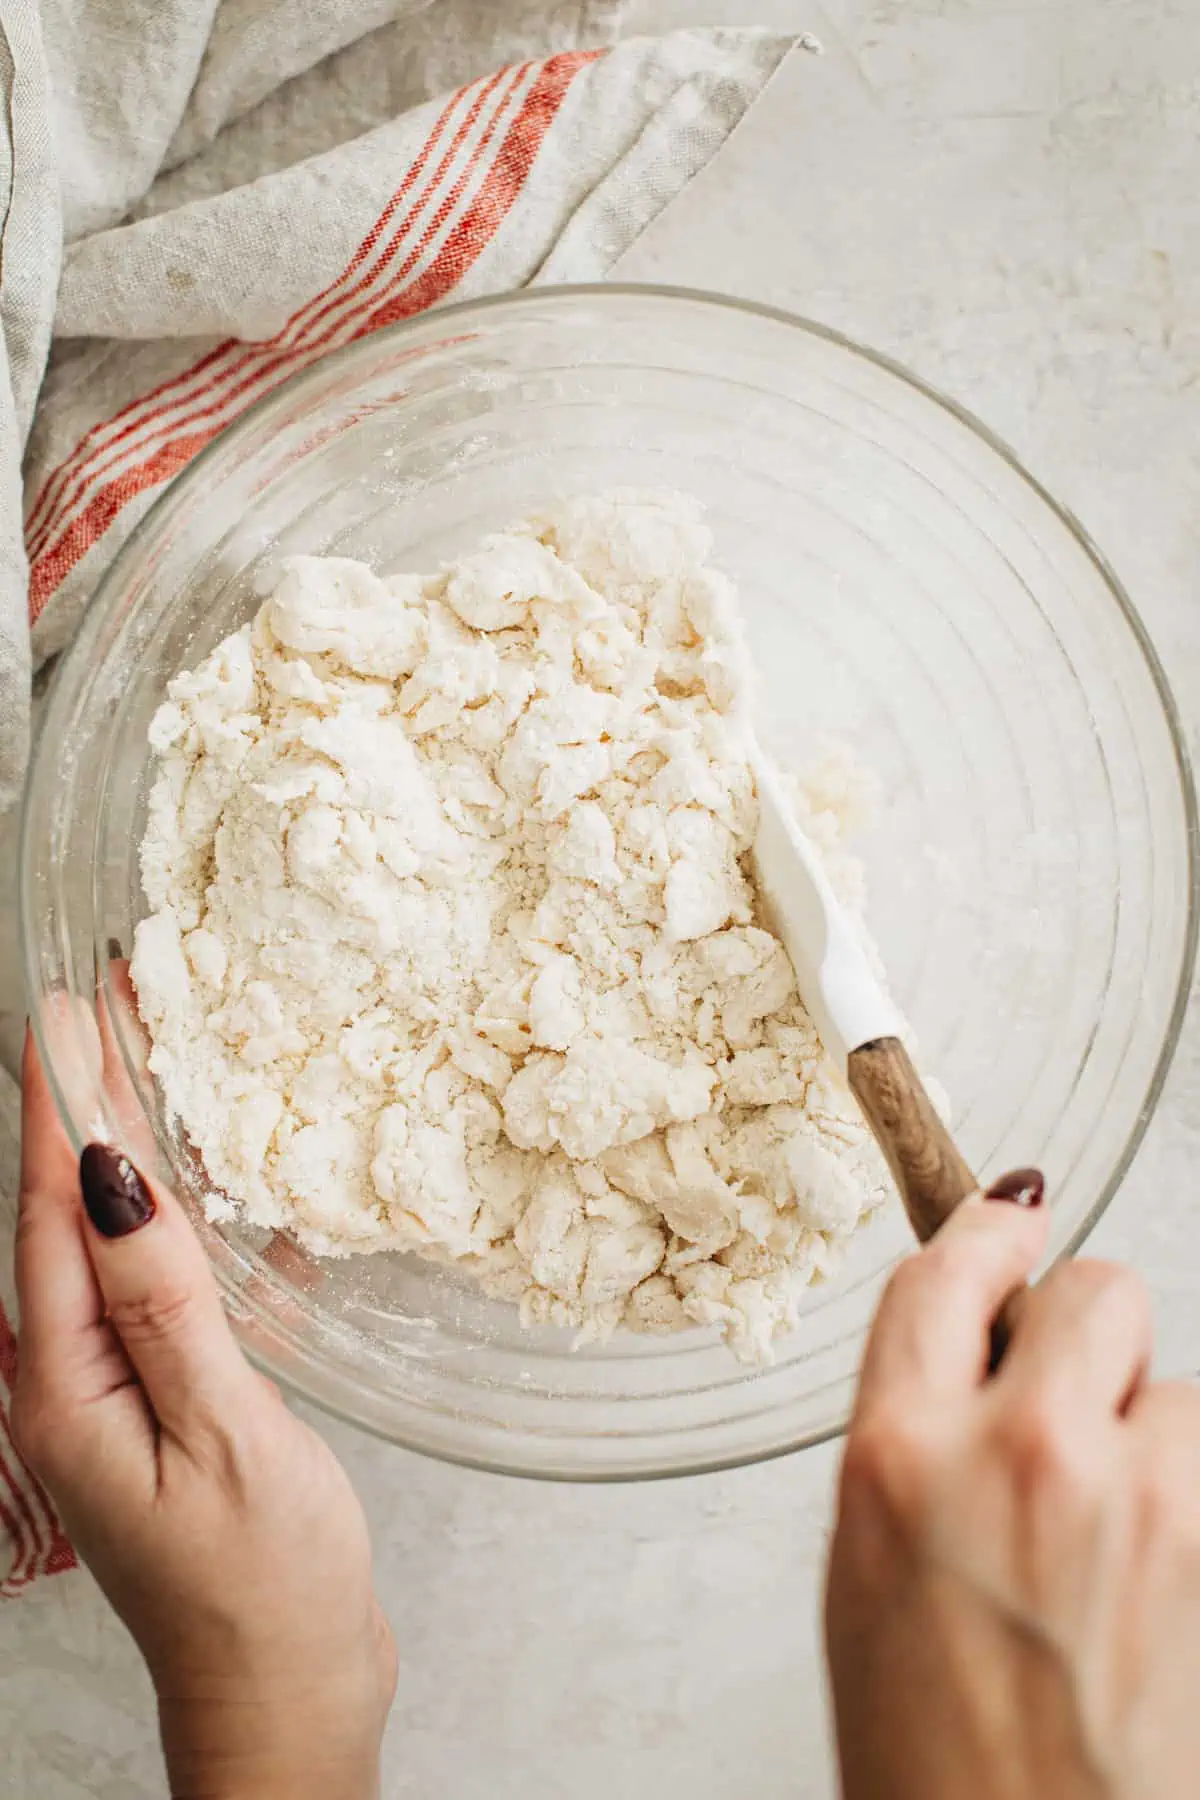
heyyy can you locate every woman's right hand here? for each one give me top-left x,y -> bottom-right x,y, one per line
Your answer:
826,1191 -> 1200,1800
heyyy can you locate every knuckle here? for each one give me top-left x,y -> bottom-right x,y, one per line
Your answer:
106,1285 -> 197,1346
1134,1465 -> 1184,1551
996,1403 -> 1089,1503
13,1195 -> 36,1247
1146,1380 -> 1200,1426
1065,1259 -> 1148,1317
1141,1461 -> 1200,1559
915,1241 -> 964,1290
881,1251 -> 936,1313
841,1413 -> 936,1526
1130,1404 -> 1200,1552
878,1240 -> 979,1326
187,1409 -> 248,1491
912,1230 -> 991,1294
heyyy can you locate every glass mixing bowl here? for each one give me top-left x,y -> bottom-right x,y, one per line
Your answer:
21,286 -> 1197,1479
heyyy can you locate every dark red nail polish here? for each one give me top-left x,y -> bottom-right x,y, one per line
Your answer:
985,1167 -> 1045,1208
79,1144 -> 155,1238
107,937 -> 124,961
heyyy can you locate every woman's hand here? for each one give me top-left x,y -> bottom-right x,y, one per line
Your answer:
826,1188 -> 1200,1800
12,1019 -> 396,1800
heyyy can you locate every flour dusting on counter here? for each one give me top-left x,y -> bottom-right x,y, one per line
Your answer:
131,492 -> 895,1362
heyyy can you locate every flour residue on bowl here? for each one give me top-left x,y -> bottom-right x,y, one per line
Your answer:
130,491 -> 895,1363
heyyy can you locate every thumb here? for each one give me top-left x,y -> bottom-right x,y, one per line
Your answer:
79,1143 -> 258,1445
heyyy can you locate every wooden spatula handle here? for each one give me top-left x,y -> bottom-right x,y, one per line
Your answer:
847,1036 -> 1026,1360
847,1036 -> 975,1238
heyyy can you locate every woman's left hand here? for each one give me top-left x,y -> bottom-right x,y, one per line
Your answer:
12,1015 -> 397,1800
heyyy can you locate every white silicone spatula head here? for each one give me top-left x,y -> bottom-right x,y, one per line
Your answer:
749,742 -> 1033,1361
748,746 -> 905,1072
748,743 -> 990,1234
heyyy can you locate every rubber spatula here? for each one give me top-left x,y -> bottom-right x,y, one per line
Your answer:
749,747 -> 1027,1353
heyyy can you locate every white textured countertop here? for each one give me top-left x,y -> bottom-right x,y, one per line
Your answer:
4,4 -> 1200,1796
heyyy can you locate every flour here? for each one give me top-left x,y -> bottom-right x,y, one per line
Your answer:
131,492 -> 895,1362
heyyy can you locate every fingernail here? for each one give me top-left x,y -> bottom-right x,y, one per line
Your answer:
107,937 -> 124,961
985,1167 -> 1045,1208
79,1144 -> 156,1238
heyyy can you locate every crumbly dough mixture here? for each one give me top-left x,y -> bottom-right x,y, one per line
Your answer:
132,492 -> 893,1361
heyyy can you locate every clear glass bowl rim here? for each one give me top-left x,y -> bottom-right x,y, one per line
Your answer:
21,282 -> 1200,1481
